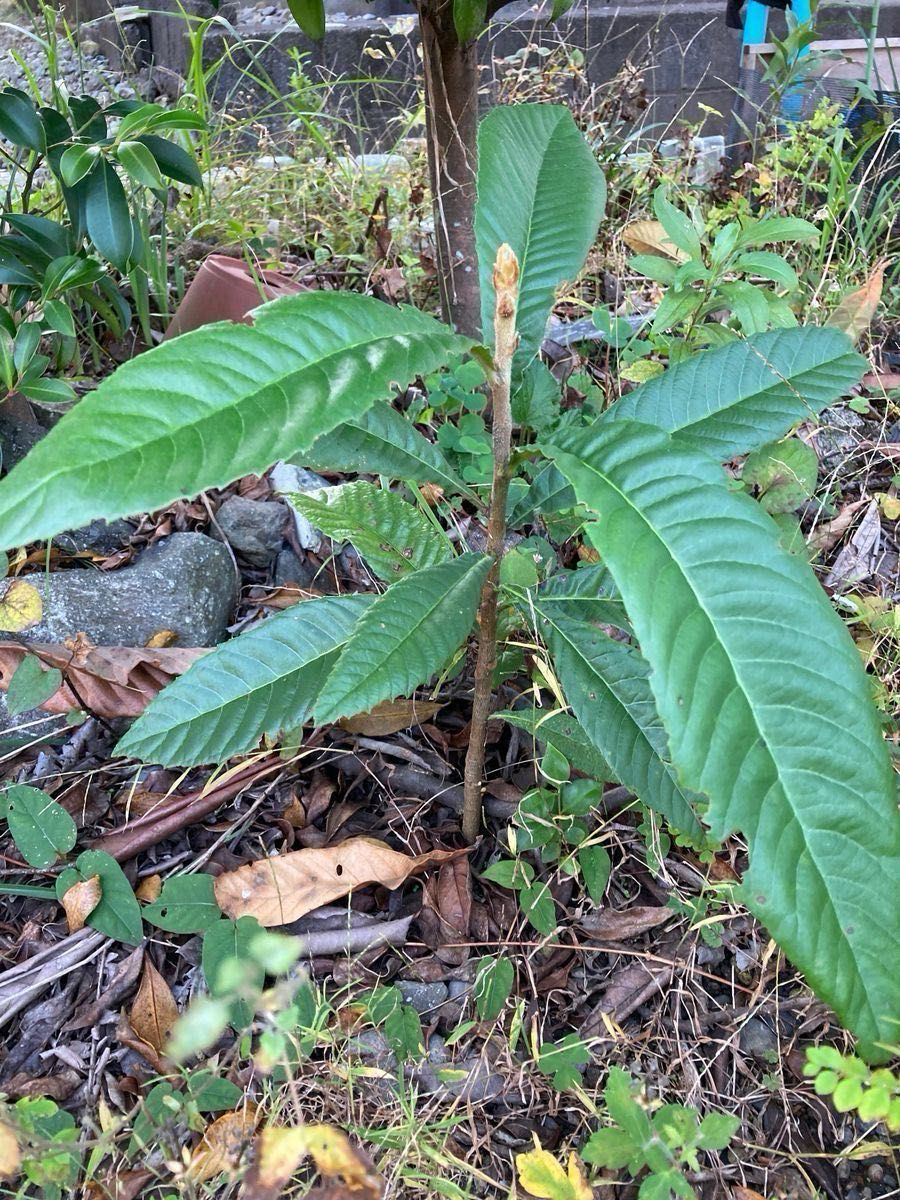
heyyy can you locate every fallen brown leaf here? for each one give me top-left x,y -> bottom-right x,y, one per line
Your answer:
862,371 -> 900,391
419,483 -> 444,506
242,1124 -> 383,1200
60,874 -> 102,934
215,838 -> 469,927
129,960 -> 178,1059
807,498 -> 867,555
731,1190 -> 768,1200
578,906 -> 673,942
135,874 -> 162,903
826,260 -> 885,342
622,218 -> 689,262
339,698 -> 444,737
0,1122 -> 19,1180
84,1169 -> 155,1200
824,499 -> 881,590
187,1106 -> 260,1184
4,1069 -> 80,1101
0,640 -> 206,717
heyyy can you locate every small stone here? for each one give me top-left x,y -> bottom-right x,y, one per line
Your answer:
696,943 -> 725,966
21,533 -> 237,647
397,981 -> 448,1015
427,1034 -> 447,1064
813,406 -> 865,472
215,496 -> 287,566
348,1029 -> 397,1072
739,1017 -> 779,1060
414,1056 -> 504,1102
0,409 -> 45,471
269,462 -> 329,549
55,518 -> 137,556
274,549 -> 315,589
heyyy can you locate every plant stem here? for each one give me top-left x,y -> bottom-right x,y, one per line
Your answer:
0,883 -> 58,899
418,0 -> 481,337
462,244 -> 519,843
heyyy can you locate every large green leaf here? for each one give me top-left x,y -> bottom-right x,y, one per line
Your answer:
537,613 -> 704,838
606,327 -> 866,458
286,0 -> 325,39
302,401 -> 475,499
0,293 -> 467,552
117,595 -> 371,767
495,707 -> 615,783
84,157 -> 133,270
550,419 -> 899,1054
287,481 -> 452,580
531,564 -> 630,632
315,553 -> 490,724
475,104 -> 605,366
507,461 -> 575,527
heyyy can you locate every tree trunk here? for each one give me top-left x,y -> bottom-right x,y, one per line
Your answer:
418,0 -> 481,338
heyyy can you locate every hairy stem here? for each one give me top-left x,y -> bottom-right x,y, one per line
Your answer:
462,244 -> 519,843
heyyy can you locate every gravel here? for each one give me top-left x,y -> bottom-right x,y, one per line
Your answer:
0,0 -> 140,101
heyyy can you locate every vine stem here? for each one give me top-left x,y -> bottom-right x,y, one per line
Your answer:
462,243 -> 519,843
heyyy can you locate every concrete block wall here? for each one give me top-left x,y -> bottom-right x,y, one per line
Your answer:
64,0 -> 900,144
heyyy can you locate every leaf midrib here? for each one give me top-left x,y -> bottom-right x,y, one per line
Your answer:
316,556 -> 485,721
14,323 -> 455,505
514,112 -> 568,350
122,601 -> 368,751
542,610 -> 702,836
568,447 -> 879,1012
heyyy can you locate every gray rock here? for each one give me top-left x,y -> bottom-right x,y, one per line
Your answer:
414,1056 -> 504,1103
739,1017 -> 779,1060
22,533 -> 238,647
274,549 -> 315,589
269,462 -> 329,549
427,1034 -> 447,1064
348,1029 -> 397,1072
55,519 -> 137,556
0,410 -> 45,471
0,696 -> 67,742
397,981 -> 449,1015
214,496 -> 287,566
814,406 -> 866,473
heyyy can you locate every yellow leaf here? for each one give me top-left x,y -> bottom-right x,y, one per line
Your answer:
826,261 -> 885,342
187,1105 -> 259,1183
0,1122 -> 20,1180
876,492 -> 900,521
144,629 -> 178,648
0,579 -> 42,632
516,1141 -> 592,1200
214,838 -> 469,927
620,360 -> 665,385
60,874 -> 102,934
566,1154 -> 592,1200
622,219 -> 688,262
253,1126 -> 309,1190
243,1123 -> 383,1199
